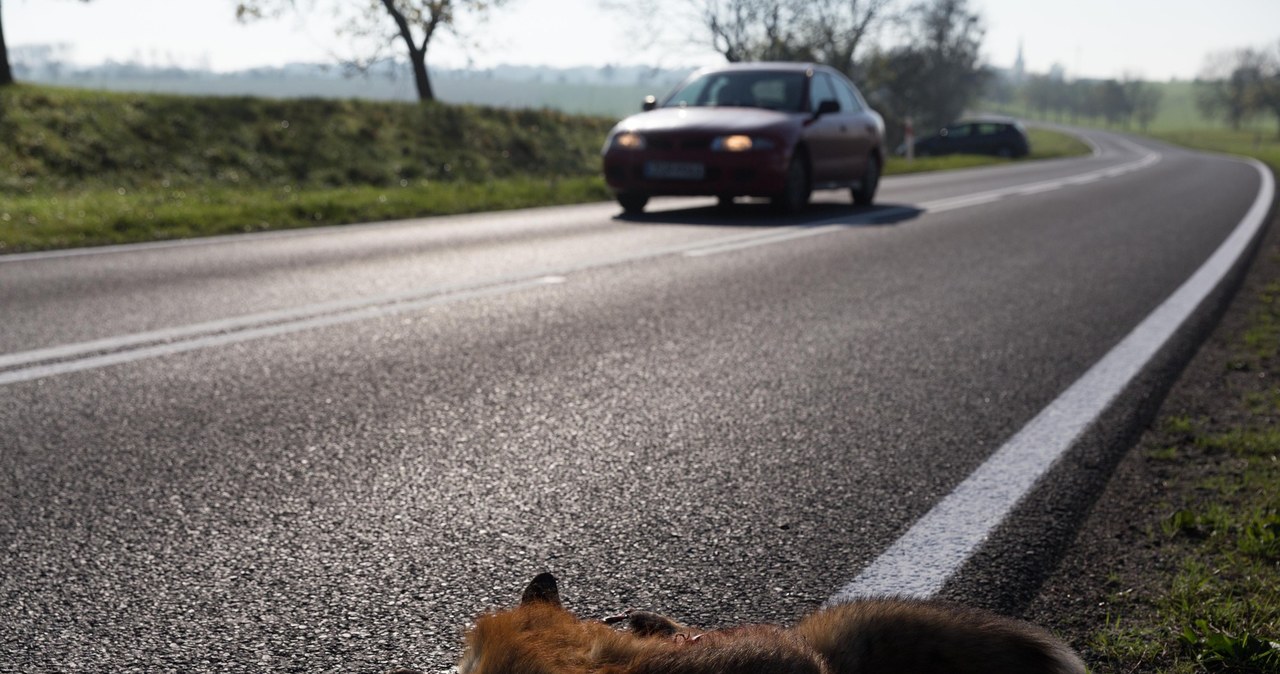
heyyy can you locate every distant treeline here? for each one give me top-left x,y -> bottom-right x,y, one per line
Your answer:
987,75 -> 1164,131
7,50 -> 691,117
1193,45 -> 1280,137
8,47 -> 690,89
985,42 -> 1280,137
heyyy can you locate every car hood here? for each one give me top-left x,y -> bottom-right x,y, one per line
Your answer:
614,107 -> 797,135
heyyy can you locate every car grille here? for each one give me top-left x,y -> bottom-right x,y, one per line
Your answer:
645,134 -> 713,151
622,166 -> 724,182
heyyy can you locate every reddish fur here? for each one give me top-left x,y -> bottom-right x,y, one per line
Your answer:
457,576 -> 1084,674
460,603 -> 824,674
794,598 -> 1086,674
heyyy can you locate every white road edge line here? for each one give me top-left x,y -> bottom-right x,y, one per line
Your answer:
830,157 -> 1275,603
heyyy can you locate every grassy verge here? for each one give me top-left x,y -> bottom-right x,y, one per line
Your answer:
884,127 -> 1093,175
0,177 -> 611,253
1087,276 -> 1280,672
0,84 -> 615,253
0,83 -> 1094,254
1149,129 -> 1280,173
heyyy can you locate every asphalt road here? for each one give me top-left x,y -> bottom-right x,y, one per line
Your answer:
0,129 -> 1269,672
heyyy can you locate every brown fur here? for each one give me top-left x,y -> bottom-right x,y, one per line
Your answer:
457,573 -> 1085,674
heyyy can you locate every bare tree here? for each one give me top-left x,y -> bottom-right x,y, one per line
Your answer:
1100,79 -> 1132,126
695,0 -> 806,62
690,0 -> 896,72
236,0 -> 506,102
799,0 -> 896,78
0,0 -> 12,86
1196,48 -> 1264,131
1122,75 -> 1162,131
0,0 -> 93,87
868,0 -> 985,134
1256,42 -> 1280,138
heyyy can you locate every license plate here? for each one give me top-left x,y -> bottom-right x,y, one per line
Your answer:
644,161 -> 705,181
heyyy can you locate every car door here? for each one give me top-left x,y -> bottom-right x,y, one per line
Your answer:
941,123 -> 974,154
803,73 -> 860,184
832,76 -> 877,179
975,123 -> 1002,154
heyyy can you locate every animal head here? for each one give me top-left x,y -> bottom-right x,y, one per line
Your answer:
458,574 -> 825,674
458,573 -> 649,674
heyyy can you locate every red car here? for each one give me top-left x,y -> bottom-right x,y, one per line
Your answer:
602,62 -> 886,214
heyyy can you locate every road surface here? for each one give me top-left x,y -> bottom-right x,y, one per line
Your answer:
0,128 -> 1271,672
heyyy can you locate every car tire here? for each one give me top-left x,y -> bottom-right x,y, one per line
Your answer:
773,153 -> 811,214
852,153 -> 880,206
996,146 -> 1013,158
617,193 -> 648,214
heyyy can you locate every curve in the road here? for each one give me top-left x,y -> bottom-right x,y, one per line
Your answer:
0,137 -> 1165,387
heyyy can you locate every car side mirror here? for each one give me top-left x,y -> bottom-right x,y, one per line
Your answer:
642,95 -> 657,112
814,99 -> 840,117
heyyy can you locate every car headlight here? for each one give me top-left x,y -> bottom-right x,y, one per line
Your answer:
711,135 -> 776,152
611,132 -> 646,151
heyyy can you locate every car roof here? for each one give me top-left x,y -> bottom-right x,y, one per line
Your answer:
954,115 -> 1021,125
691,62 -> 835,75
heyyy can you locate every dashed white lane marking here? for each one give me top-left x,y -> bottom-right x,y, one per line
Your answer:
682,139 -> 1160,257
0,276 -> 566,386
830,157 -> 1275,602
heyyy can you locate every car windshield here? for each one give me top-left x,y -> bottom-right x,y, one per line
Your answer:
662,71 -> 806,112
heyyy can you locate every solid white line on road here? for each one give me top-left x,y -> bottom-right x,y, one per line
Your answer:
830,157 -> 1275,602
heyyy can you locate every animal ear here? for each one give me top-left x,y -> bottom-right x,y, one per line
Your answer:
520,572 -> 562,606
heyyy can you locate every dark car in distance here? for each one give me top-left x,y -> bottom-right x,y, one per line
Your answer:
602,63 -> 886,214
909,117 -> 1031,158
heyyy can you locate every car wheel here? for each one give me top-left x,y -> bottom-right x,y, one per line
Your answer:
852,153 -> 880,206
773,153 -> 811,214
617,193 -> 648,214
996,146 -> 1013,158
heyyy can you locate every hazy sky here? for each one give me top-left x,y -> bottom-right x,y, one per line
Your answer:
5,0 -> 1280,80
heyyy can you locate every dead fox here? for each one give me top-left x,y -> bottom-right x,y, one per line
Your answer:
455,573 -> 1085,674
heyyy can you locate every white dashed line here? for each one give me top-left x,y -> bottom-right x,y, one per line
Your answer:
0,276 -> 566,386
0,135 -> 1165,385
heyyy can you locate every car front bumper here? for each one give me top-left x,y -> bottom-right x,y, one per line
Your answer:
603,149 -> 791,197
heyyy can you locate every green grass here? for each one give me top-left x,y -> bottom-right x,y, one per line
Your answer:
0,84 -> 615,192
0,82 -> 1095,254
0,83 -> 617,252
1092,429 -> 1280,672
0,177 -> 611,253
1150,129 -> 1280,174
1088,271 -> 1280,673
881,127 -> 1092,176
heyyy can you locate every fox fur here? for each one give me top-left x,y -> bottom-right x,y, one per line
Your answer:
456,573 -> 1085,674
